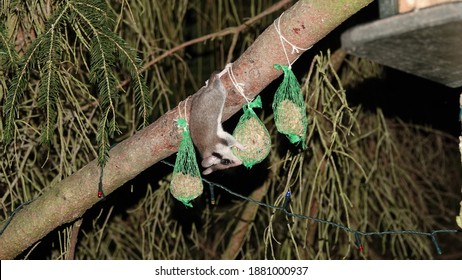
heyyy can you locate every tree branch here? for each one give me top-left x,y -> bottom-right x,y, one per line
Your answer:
0,0 -> 374,259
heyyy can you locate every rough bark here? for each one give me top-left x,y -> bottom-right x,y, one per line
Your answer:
0,0 -> 373,259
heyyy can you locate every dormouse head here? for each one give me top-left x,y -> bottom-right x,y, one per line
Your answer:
201,144 -> 242,175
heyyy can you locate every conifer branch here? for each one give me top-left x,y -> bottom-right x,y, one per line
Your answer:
3,38 -> 43,143
3,4 -> 69,144
2,0 -> 148,173
0,24 -> 18,71
101,32 -> 151,127
71,0 -> 114,25
71,1 -> 119,166
3,0 -> 145,165
97,107 -> 112,168
38,28 -> 60,144
39,48 -> 58,143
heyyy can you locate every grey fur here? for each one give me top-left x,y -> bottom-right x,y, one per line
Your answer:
189,72 -> 244,175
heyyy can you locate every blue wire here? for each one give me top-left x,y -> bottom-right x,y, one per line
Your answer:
161,160 -> 462,255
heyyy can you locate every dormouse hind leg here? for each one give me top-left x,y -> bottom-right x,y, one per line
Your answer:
233,141 -> 245,151
220,132 -> 245,150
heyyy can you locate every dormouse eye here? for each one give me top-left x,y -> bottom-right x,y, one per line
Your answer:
221,159 -> 232,165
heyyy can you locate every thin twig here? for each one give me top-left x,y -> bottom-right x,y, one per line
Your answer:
117,0 -> 291,89
66,218 -> 83,260
221,180 -> 271,259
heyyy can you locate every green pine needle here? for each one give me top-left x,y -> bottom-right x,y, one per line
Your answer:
3,38 -> 43,143
0,24 -> 19,72
3,0 -> 149,167
38,30 -> 61,144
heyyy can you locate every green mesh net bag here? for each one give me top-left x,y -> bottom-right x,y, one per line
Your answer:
272,64 -> 308,149
232,96 -> 271,168
170,118 -> 203,207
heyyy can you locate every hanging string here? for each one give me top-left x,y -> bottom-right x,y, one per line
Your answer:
176,96 -> 190,130
224,63 -> 252,104
183,96 -> 189,123
273,12 -> 312,69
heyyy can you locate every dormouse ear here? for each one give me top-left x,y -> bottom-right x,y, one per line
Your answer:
202,168 -> 213,175
202,155 -> 221,168
208,72 -> 224,90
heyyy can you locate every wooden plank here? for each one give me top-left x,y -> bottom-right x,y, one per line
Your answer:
341,2 -> 462,88
399,0 -> 462,14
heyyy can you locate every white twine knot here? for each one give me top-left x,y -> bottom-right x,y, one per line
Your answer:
222,63 -> 252,104
176,95 -> 190,130
273,11 -> 312,69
